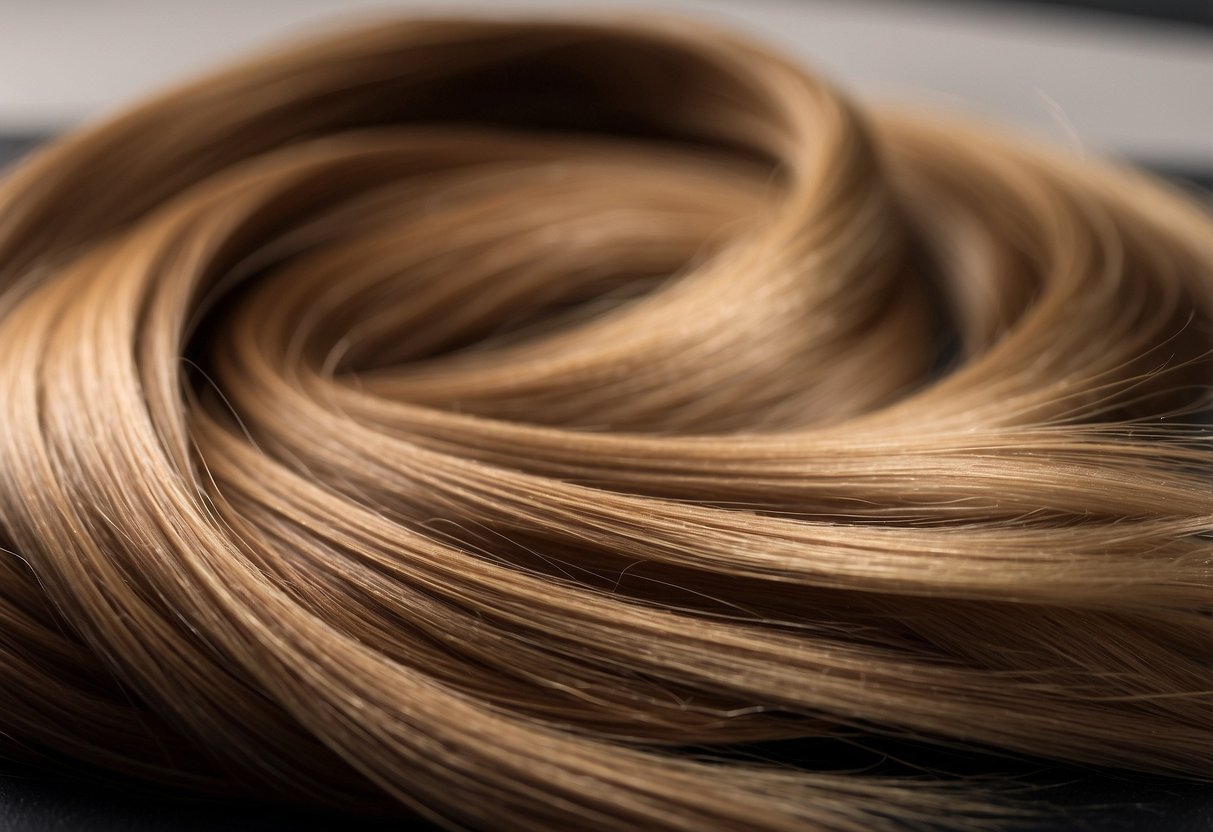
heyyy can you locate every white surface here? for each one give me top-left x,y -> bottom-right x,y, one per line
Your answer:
0,0 -> 1210,166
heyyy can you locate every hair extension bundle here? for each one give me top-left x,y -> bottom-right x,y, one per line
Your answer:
0,15 -> 1210,831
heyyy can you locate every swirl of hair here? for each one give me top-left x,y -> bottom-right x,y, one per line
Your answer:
0,15 -> 1211,832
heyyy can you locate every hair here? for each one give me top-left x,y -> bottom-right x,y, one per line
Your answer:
0,14 -> 1210,831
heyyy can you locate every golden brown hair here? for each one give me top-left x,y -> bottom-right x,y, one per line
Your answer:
0,15 -> 1210,831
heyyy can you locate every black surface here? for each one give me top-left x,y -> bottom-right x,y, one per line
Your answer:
0,767 -> 399,832
2,742 -> 1212,831
951,0 -> 1213,27
0,135 -> 44,165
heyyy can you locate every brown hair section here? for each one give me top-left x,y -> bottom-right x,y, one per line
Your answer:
0,16 -> 1210,831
